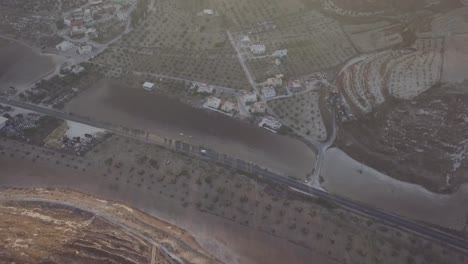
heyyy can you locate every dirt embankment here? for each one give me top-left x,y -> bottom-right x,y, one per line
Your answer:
0,188 -> 217,264
337,84 -> 468,193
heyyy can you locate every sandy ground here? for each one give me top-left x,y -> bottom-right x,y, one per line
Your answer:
0,40 -> 58,92
442,33 -> 468,83
321,148 -> 468,231
64,80 -> 316,179
0,142 -> 325,264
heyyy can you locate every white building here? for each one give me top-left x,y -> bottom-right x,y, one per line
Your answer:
0,116 -> 8,130
78,45 -> 92,55
221,101 -> 236,113
272,49 -> 288,58
259,116 -> 282,131
203,97 -> 221,110
56,40 -> 74,51
262,86 -> 276,99
243,92 -> 257,103
250,44 -> 266,55
197,84 -> 214,94
142,82 -> 155,91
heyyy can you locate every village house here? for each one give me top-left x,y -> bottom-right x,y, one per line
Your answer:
266,75 -> 283,87
71,26 -> 86,36
196,84 -> 214,94
250,44 -> 266,55
0,116 -> 8,130
243,92 -> 258,104
71,65 -> 85,75
240,35 -> 251,47
142,82 -> 155,91
258,116 -> 282,132
221,101 -> 236,113
262,86 -> 277,99
250,101 -> 266,114
86,28 -> 98,38
78,45 -> 92,55
56,40 -> 75,51
203,97 -> 221,110
117,10 -> 128,21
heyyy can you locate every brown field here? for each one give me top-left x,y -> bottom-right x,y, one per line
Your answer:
0,40 -> 56,92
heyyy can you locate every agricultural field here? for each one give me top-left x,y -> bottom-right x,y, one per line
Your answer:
211,0 -> 317,27
335,38 -> 443,115
321,0 -> 459,16
243,10 -> 357,81
343,21 -> 404,53
1,135 -> 467,264
93,0 -> 250,90
268,91 -> 327,141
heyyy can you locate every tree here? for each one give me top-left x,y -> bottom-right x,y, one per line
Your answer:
55,19 -> 65,30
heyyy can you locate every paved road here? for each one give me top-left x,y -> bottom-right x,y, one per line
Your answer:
1,97 -> 468,252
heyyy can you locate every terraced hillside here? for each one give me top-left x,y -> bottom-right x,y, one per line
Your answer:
337,83 -> 468,193
336,38 -> 443,115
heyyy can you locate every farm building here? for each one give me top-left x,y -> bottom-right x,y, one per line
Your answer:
142,82 -> 155,91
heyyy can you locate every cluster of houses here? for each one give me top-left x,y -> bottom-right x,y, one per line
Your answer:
203,96 -> 237,115
61,0 -> 133,39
